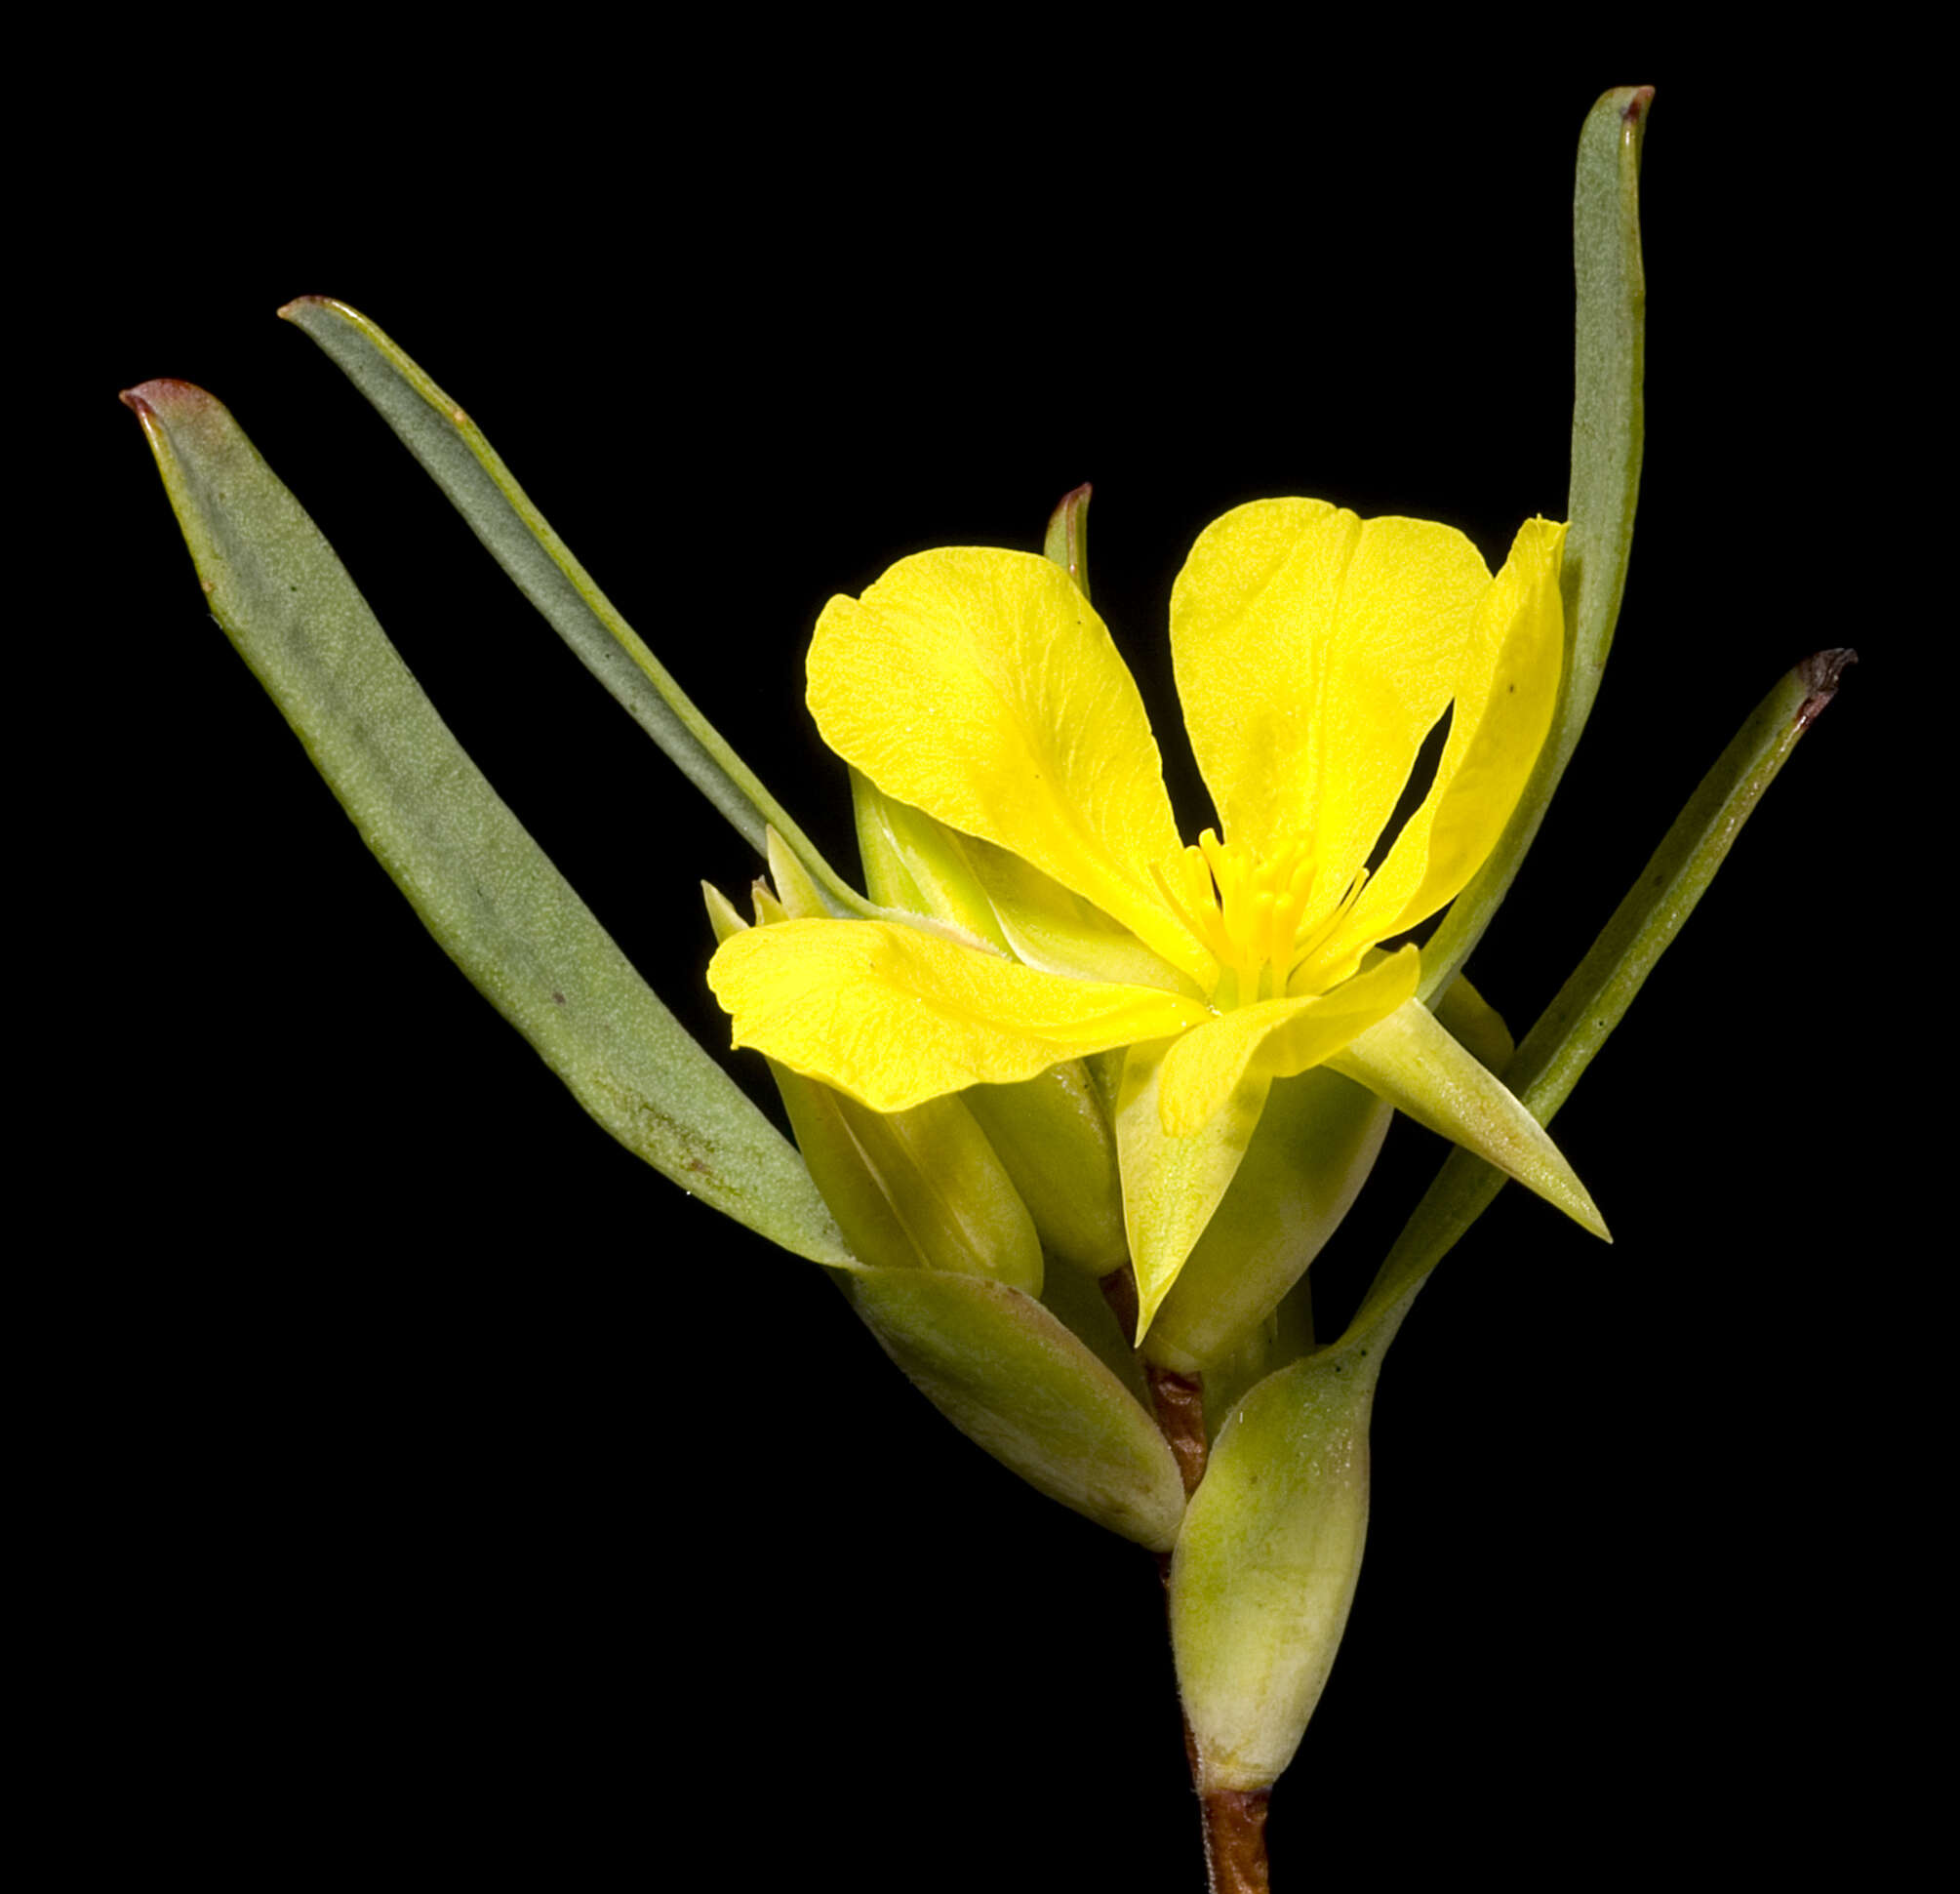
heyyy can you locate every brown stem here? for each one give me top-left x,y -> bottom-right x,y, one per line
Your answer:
1101,1267 -> 1274,1892
1201,1790 -> 1272,1894
1144,1362 -> 1209,1500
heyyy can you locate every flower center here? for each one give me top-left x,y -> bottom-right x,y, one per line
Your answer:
1153,830 -> 1366,1008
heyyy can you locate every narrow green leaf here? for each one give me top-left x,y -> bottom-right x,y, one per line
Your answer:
1420,85 -> 1653,1002
1346,651 -> 1854,1348
1170,1345 -> 1378,1790
841,1266 -> 1187,1551
124,378 -> 854,1268
276,296 -> 872,918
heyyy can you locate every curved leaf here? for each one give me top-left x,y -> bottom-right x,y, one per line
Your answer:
1420,85 -> 1653,999
124,378 -> 852,1268
277,296 -> 871,917
1348,650 -> 1854,1348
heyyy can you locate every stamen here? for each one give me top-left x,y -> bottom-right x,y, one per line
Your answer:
1289,866 -> 1371,980
1151,851 -> 1234,964
1158,829 -> 1333,1006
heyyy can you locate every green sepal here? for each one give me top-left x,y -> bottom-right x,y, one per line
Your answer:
1033,1256 -> 1154,1411
1042,481 -> 1093,601
963,834 -> 1201,994
963,1068 -> 1128,1278
847,779 -> 1127,1275
848,767 -> 1011,950
840,1266 -> 1185,1551
778,1078 -> 1044,1294
763,828 -> 828,923
704,866 -> 1043,1295
1328,1000 -> 1608,1241
1170,1343 -> 1379,1789
1431,974 -> 1514,1076
1195,1285 -> 1317,1447
125,378 -> 850,1268
1145,1068 -> 1390,1374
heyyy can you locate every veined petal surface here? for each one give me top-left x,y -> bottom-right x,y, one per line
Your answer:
1170,497 -> 1341,850
1118,1039 -> 1270,1339
1170,502 -> 1493,878
1318,518 -> 1567,967
708,918 -> 1209,1112
1156,946 -> 1420,1136
808,548 -> 1210,983
960,833 -> 1204,995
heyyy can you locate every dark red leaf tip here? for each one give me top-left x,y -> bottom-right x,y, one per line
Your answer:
1795,649 -> 1857,732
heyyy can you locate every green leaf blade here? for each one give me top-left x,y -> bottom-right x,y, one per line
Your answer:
1347,650 -> 1854,1347
124,378 -> 853,1267
1420,85 -> 1653,1001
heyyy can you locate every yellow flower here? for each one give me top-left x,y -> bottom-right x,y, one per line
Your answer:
709,499 -> 1599,1332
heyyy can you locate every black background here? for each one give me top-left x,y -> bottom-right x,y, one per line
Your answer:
70,48 -> 1899,1890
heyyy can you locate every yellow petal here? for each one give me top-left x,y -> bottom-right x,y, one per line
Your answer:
808,547 -> 1211,984
1118,1038 -> 1271,1342
707,917 -> 1210,1112
1171,497 -> 1342,851
1155,946 -> 1420,1136
1312,518 -> 1567,972
1170,502 -> 1493,882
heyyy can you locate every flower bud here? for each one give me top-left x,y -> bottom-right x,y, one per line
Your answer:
704,859 -> 1042,1295
963,1068 -> 1127,1276
850,773 -> 1128,1274
1145,1068 -> 1390,1373
1171,1346 -> 1377,1790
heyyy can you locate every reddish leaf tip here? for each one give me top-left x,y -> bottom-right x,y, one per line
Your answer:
120,378 -> 217,415
1794,649 -> 1857,731
1046,481 -> 1092,529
